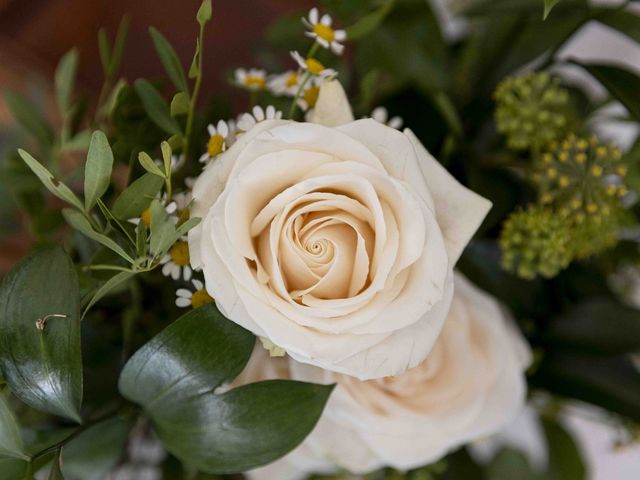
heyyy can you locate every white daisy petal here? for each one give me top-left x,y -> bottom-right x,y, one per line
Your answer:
184,266 -> 193,281
176,289 -> 192,298
321,14 -> 332,26
176,297 -> 192,308
309,7 -> 318,24
334,30 -> 347,41
162,263 -> 173,276
170,265 -> 180,281
192,279 -> 204,290
207,124 -> 216,136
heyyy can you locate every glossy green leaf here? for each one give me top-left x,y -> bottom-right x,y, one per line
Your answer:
62,209 -> 135,264
542,417 -> 586,480
541,299 -> 640,355
111,173 -> 164,220
170,91 -> 190,117
84,131 -> 114,210
0,458 -> 28,480
119,304 -> 334,473
346,0 -> 395,40
571,61 -> 640,121
0,246 -> 82,422
0,395 -> 28,460
488,448 -> 541,480
149,27 -> 189,93
543,0 -> 561,19
596,8 -> 640,44
134,79 -> 182,135
4,90 -> 53,148
82,271 -> 135,320
18,149 -> 84,212
54,49 -> 78,116
48,449 -> 64,480
197,0 -> 212,26
61,417 -> 131,480
138,152 -> 166,178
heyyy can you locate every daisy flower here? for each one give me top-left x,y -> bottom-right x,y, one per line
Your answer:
171,191 -> 192,226
234,68 -> 267,91
199,120 -> 231,164
237,105 -> 283,132
296,76 -> 323,111
267,70 -> 302,97
175,279 -> 214,309
128,197 -> 177,227
290,51 -> 336,79
371,106 -> 404,129
160,239 -> 192,281
302,8 -> 347,55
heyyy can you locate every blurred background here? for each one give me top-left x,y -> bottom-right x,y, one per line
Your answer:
1,0 -> 639,479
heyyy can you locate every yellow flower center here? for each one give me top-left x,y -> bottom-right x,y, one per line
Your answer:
191,289 -> 213,308
305,58 -> 325,75
244,75 -> 266,89
207,134 -> 224,157
313,23 -> 335,43
286,72 -> 299,87
304,86 -> 320,108
170,241 -> 190,266
140,208 -> 151,227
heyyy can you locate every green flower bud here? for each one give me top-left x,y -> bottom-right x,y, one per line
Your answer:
500,205 -> 573,279
494,72 -> 570,150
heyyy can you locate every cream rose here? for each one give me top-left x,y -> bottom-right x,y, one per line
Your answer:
245,273 -> 532,479
188,80 -> 491,380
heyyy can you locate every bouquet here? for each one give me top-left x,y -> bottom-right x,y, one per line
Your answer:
1,0 -> 639,478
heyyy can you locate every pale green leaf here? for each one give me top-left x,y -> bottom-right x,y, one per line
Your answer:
138,152 -> 166,178
170,91 -> 190,116
82,271 -> 135,320
149,27 -> 189,93
149,199 -> 176,257
4,91 -> 54,148
18,149 -> 84,211
134,79 -> 181,135
111,173 -> 164,220
84,131 -> 114,210
197,0 -> 212,26
54,48 -> 78,116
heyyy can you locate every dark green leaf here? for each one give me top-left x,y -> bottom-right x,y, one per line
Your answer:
541,299 -> 640,355
61,417 -> 131,480
0,246 -> 82,422
134,79 -> 182,135
119,304 -> 333,473
62,209 -> 135,264
111,173 -> 164,220
18,149 -> 84,211
84,131 -> 114,210
82,271 -> 135,320
0,395 -> 28,460
596,8 -> 640,44
170,92 -> 190,117
0,458 -> 28,480
149,27 -> 189,93
48,449 -> 64,480
543,0 -> 561,19
197,0 -> 212,26
4,91 -> 53,148
346,0 -> 395,40
570,61 -> 640,121
54,49 -> 78,116
542,417 -> 586,480
488,448 -> 541,480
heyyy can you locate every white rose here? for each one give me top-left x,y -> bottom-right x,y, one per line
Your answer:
188,80 -> 491,380
245,273 -> 532,479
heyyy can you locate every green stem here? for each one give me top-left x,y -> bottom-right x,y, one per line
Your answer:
83,264 -> 137,273
288,41 -> 321,119
183,26 -> 206,162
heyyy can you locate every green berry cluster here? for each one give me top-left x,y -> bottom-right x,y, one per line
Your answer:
494,72 -> 570,150
500,205 -> 573,280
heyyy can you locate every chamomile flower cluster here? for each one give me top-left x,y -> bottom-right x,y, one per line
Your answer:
500,205 -> 573,279
234,68 -> 267,91
533,134 -> 627,225
302,7 -> 346,55
199,120 -> 233,164
175,279 -> 213,309
495,72 -> 570,150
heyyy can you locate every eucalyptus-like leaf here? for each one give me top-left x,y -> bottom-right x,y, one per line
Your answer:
135,221 -> 148,257
160,141 -> 172,177
197,0 -> 212,26
18,149 -> 85,213
571,61 -> 640,121
0,246 -> 82,422
61,417 -> 131,480
54,48 -> 78,116
149,27 -> 189,93
4,91 -> 54,148
149,199 -> 176,257
82,271 -> 135,320
119,304 -> 334,473
0,395 -> 28,460
108,15 -> 131,79
97,28 -> 111,77
62,209 -> 135,264
111,173 -> 164,220
138,152 -> 166,179
543,0 -> 561,19
62,130 -> 92,152
84,131 -> 114,210
170,91 -> 190,116
189,37 -> 201,79
134,79 -> 182,135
